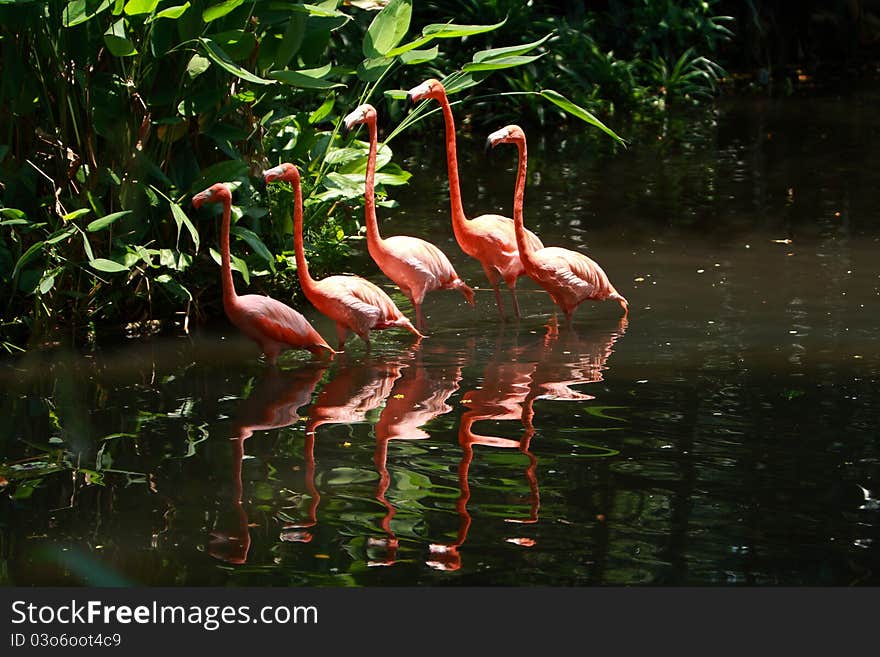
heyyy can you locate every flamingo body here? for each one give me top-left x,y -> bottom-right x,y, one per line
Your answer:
406,79 -> 543,319
191,183 -> 334,363
343,104 -> 474,330
262,163 -> 423,349
486,125 -> 629,321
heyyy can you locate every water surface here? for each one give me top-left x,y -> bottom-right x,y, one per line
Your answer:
2,84 -> 879,586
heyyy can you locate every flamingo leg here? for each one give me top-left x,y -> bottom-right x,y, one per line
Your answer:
481,263 -> 506,319
335,324 -> 350,351
505,276 -> 521,319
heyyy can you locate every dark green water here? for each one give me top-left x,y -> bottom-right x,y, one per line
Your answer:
2,85 -> 879,586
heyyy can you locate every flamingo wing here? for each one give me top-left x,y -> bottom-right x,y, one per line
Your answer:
471,213 -> 544,256
240,295 -> 326,348
539,247 -> 611,300
385,235 -> 454,283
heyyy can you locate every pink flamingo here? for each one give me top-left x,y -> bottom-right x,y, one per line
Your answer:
406,78 -> 544,319
486,125 -> 629,322
262,164 -> 423,350
343,103 -> 474,330
191,183 -> 335,363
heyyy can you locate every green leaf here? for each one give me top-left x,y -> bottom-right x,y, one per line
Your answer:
472,33 -> 552,63
191,159 -> 249,192
309,94 -> 335,124
12,241 -> 45,279
63,0 -> 112,28
185,53 -> 211,79
63,208 -> 92,222
385,34 -> 434,57
363,0 -> 411,58
539,90 -> 625,144
231,226 -> 275,271
399,45 -> 438,65
38,274 -> 56,295
209,247 -> 249,284
275,12 -> 306,68
356,56 -> 392,83
200,38 -> 275,85
210,29 -> 257,61
148,1 -> 189,21
45,226 -> 77,244
1,208 -> 28,223
86,210 -> 132,232
269,65 -> 344,89
422,18 -> 506,39
202,0 -> 243,22
156,274 -> 192,302
170,202 -> 200,252
123,0 -> 158,15
89,258 -> 130,273
442,70 -> 489,95
463,53 -> 544,72
104,18 -> 138,57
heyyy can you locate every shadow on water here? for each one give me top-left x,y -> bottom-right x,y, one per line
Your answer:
2,85 -> 880,585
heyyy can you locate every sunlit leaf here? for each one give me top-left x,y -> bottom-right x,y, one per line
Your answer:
170,202 -> 200,252
123,0 -> 158,15
156,274 -> 192,301
463,54 -> 544,72
356,56 -> 392,82
63,0 -> 112,28
309,94 -> 335,124
104,18 -> 138,57
363,0 -> 411,58
62,208 -> 92,222
185,53 -> 211,79
209,247 -> 250,284
199,38 -> 275,85
38,274 -> 56,295
269,64 -> 344,89
148,1 -> 190,21
539,90 -> 624,143
202,0 -> 243,22
86,210 -> 132,232
399,45 -> 438,65
472,33 -> 552,63
89,258 -> 130,273
422,18 -> 506,38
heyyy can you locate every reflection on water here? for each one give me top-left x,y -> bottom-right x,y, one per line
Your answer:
2,87 -> 880,585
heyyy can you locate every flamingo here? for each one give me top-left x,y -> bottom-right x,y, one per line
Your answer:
406,78 -> 544,319
262,164 -> 424,350
342,103 -> 474,330
191,183 -> 335,363
485,125 -> 629,322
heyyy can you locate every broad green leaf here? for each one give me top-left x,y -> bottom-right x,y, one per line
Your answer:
383,89 -> 408,101
38,274 -> 56,295
63,0 -> 112,27
400,45 -> 438,65
89,258 -> 130,273
472,33 -> 552,63
156,274 -> 192,302
269,65 -> 344,89
539,90 -> 625,144
202,0 -> 243,22
275,12 -> 306,68
422,18 -> 506,39
80,230 -> 95,261
363,0 -> 411,58
185,53 -> 211,79
463,53 -> 544,72
12,241 -> 45,279
385,34 -> 433,57
209,247 -> 249,284
296,2 -> 348,18
86,210 -> 132,232
63,208 -> 92,222
210,29 -> 257,61
149,1 -> 189,20
309,94 -> 335,124
1,208 -> 28,222
191,159 -> 249,191
46,226 -> 77,244
104,18 -> 138,57
200,38 -> 275,85
356,56 -> 392,83
170,202 -> 200,252
231,226 -> 275,271
123,0 -> 158,15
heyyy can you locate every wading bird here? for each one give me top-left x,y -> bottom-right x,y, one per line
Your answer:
192,183 -> 335,363
406,78 -> 544,320
343,103 -> 474,330
262,164 -> 423,350
485,125 -> 628,322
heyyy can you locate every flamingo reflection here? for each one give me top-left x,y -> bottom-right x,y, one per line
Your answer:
280,356 -> 403,544
427,318 -> 627,571
368,345 -> 464,566
209,364 -> 326,564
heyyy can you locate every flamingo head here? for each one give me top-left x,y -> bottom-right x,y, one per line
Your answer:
262,162 -> 299,185
342,104 -> 377,135
405,78 -> 444,110
192,183 -> 230,209
486,125 -> 526,152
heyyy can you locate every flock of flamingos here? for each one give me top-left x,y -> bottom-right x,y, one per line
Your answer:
191,78 -> 629,362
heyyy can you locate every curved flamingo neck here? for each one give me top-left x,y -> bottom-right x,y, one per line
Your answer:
219,193 -> 238,311
290,173 -> 318,296
364,118 -> 385,255
511,138 -> 537,265
437,92 -> 468,235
